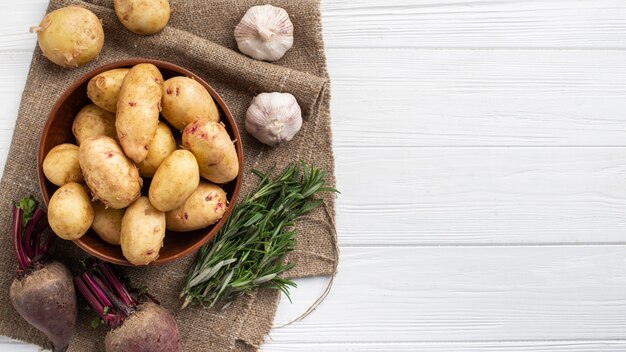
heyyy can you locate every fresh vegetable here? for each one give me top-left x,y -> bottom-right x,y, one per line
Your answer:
31,6 -> 104,67
9,196 -> 77,351
148,150 -> 200,212
87,68 -> 130,113
182,119 -> 239,184
92,202 -> 125,245
161,76 -> 219,130
72,104 -> 116,145
234,5 -> 294,62
75,261 -> 182,351
42,143 -> 83,186
166,181 -> 227,232
114,0 -> 171,35
245,92 -> 302,146
116,63 -> 163,163
79,136 -> 142,209
48,182 -> 94,240
181,163 -> 336,308
120,197 -> 166,265
136,122 -> 176,177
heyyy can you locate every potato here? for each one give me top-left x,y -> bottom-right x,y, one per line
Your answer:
161,77 -> 219,130
33,6 -> 104,67
72,104 -> 116,145
92,202 -> 125,245
48,182 -> 94,240
87,68 -> 129,112
182,119 -> 239,183
166,181 -> 227,232
136,122 -> 176,177
120,197 -> 166,265
149,150 -> 200,212
42,143 -> 83,187
114,0 -> 170,35
79,136 -> 142,209
116,63 -> 163,163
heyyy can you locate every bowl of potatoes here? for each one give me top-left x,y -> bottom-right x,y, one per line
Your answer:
37,59 -> 243,266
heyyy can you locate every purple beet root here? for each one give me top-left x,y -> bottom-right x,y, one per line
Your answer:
8,197 -> 77,352
10,261 -> 76,352
75,261 -> 182,352
105,302 -> 182,352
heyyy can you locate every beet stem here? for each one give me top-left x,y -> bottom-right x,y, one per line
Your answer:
82,273 -> 113,308
74,276 -> 108,320
11,207 -> 28,269
98,262 -> 135,306
31,228 -> 40,258
22,208 -> 43,259
32,213 -> 50,256
39,223 -> 56,255
91,275 -> 134,317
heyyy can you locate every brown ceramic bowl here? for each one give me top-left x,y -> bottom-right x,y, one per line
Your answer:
37,59 -> 243,266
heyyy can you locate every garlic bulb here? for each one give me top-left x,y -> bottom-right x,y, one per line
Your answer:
234,5 -> 294,62
245,92 -> 302,146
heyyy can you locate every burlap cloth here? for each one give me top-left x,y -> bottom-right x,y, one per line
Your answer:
0,0 -> 336,350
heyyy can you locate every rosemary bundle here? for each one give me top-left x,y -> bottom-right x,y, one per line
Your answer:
181,163 -> 336,308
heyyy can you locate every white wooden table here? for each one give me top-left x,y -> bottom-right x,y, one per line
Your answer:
4,0 -> 626,351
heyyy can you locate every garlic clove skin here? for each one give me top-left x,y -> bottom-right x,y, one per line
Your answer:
234,5 -> 294,62
245,92 -> 302,147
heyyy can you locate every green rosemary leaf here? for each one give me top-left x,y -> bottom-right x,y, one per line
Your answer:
180,163 -> 337,308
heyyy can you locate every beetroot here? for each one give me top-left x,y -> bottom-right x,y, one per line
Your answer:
8,196 -> 77,352
75,261 -> 182,352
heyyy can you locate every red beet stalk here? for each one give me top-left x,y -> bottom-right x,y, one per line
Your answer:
76,261 -> 182,352
75,261 -> 141,329
10,200 -> 53,270
9,196 -> 76,352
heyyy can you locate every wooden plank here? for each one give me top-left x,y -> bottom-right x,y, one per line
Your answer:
0,337 -> 37,352
0,0 -> 45,52
320,0 -> 626,48
326,48 -> 626,147
266,246 -> 626,343
3,0 -> 626,50
334,147 -> 626,245
264,341 -> 626,352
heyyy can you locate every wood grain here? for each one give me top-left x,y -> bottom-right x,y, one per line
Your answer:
326,48 -> 626,147
320,0 -> 626,48
267,246 -> 626,343
265,341 -> 626,352
335,147 -> 626,245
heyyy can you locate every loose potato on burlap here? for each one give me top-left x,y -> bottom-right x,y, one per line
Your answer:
32,6 -> 104,67
72,104 -> 116,145
114,0 -> 170,35
79,136 -> 142,209
116,63 -> 163,163
161,77 -> 219,130
87,68 -> 129,113
182,119 -> 239,184
42,143 -> 83,187
166,181 -> 227,232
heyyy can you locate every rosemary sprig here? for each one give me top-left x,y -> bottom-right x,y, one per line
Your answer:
181,163 -> 337,308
